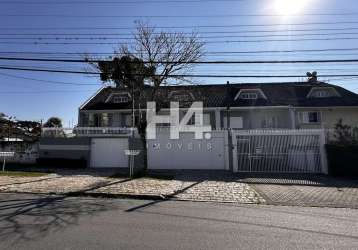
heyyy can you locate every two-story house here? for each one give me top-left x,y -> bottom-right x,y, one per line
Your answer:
78,81 -> 358,131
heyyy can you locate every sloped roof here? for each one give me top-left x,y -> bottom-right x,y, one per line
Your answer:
80,82 -> 358,110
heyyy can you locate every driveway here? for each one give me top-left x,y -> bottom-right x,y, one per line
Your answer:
239,174 -> 358,209
1,193 -> 357,250
0,169 -> 264,204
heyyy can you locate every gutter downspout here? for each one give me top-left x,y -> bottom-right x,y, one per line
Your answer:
289,105 -> 296,129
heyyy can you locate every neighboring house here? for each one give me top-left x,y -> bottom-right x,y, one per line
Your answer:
78,82 -> 358,130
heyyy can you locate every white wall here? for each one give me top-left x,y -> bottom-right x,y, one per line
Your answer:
147,130 -> 229,170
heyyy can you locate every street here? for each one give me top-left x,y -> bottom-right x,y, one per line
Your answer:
0,193 -> 357,250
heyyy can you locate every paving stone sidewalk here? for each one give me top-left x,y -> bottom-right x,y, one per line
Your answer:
0,170 -> 264,204
239,174 -> 358,209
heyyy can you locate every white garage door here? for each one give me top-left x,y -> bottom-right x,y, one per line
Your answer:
90,138 -> 129,168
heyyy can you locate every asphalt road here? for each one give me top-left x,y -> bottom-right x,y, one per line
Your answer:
0,193 -> 357,250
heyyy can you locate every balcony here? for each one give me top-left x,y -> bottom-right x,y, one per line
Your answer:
41,127 -> 137,138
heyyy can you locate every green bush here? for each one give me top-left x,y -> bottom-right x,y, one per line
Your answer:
36,158 -> 87,169
325,144 -> 358,177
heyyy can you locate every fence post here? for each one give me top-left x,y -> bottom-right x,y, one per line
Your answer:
223,130 -> 230,171
231,130 -> 238,173
320,129 -> 329,174
2,156 -> 5,172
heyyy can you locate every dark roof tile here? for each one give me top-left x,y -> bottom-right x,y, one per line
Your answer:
80,82 -> 358,110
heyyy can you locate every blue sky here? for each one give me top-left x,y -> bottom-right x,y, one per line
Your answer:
0,0 -> 358,126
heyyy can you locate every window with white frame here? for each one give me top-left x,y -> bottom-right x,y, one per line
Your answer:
307,87 -> 340,98
223,116 -> 243,129
298,111 -> 321,124
88,113 -> 95,127
261,116 -> 278,128
234,89 -> 266,101
240,92 -> 258,100
124,114 -> 132,127
112,95 -> 129,103
315,90 -> 331,98
169,91 -> 194,103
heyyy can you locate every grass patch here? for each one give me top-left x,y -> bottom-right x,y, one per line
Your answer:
109,172 -> 174,180
0,171 -> 49,177
108,172 -> 129,179
144,174 -> 174,180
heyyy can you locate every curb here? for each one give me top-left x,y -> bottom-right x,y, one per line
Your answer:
0,190 -> 167,201
0,190 -> 263,204
66,191 -> 167,201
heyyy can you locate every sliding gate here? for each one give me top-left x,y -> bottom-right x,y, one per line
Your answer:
232,130 -> 327,173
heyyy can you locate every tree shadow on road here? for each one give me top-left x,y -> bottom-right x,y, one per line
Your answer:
125,180 -> 204,212
0,194 -> 116,244
0,176 -> 62,188
135,207 -> 358,241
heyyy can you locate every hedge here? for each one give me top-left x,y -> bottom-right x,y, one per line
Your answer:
325,144 -> 358,177
36,158 -> 87,169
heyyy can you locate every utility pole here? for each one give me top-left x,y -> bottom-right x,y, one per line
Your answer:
226,81 -> 231,129
132,80 -> 135,129
7,116 -> 12,142
226,81 -> 233,171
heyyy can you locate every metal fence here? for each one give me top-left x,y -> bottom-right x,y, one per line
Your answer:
232,129 -> 327,173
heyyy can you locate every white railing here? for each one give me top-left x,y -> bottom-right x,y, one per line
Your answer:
41,127 -> 137,138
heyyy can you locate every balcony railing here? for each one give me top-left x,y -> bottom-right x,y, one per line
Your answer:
41,127 -> 137,138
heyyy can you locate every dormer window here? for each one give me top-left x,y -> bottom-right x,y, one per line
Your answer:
234,89 -> 267,101
240,92 -> 258,100
307,87 -> 340,98
105,92 -> 131,103
169,91 -> 194,102
113,95 -> 129,103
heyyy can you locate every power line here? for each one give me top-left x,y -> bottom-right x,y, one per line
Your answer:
0,0 -> 244,4
2,63 -> 358,73
2,57 -> 358,64
4,13 -> 358,18
2,65 -> 358,78
2,21 -> 358,30
2,36 -> 358,44
2,31 -> 358,40
0,71 -> 100,86
0,63 -> 87,71
3,47 -> 358,55
2,27 -> 358,35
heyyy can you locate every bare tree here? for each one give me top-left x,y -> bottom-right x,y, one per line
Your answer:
116,21 -> 205,99
85,21 -> 204,98
84,22 -> 204,132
